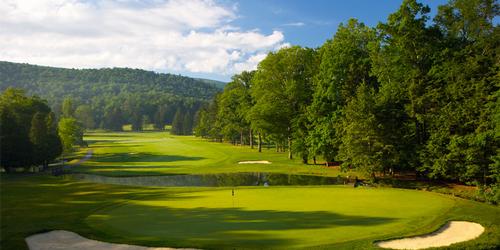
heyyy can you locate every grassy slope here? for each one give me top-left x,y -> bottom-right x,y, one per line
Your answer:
1,175 -> 499,250
75,132 -> 350,177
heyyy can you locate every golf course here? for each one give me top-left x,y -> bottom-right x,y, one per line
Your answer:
2,0 -> 499,249
1,132 -> 499,249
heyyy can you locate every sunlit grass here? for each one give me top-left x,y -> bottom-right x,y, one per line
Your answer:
2,175 -> 499,249
75,131 -> 350,177
86,186 -> 455,249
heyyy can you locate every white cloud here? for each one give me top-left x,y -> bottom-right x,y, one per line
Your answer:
233,53 -> 267,72
283,22 -> 305,27
0,0 -> 285,77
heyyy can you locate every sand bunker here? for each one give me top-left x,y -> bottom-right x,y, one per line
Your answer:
26,230 -> 197,250
238,160 -> 271,164
376,221 -> 484,249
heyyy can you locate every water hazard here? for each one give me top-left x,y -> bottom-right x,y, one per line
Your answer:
72,172 -> 348,187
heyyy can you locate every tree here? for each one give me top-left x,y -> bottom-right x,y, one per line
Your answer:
62,97 -> 74,118
0,88 -> 61,171
154,104 -> 168,130
123,95 -> 143,131
0,103 -> 33,170
0,61 -> 222,132
338,83 -> 383,179
308,18 -> 377,162
250,46 -> 317,159
171,108 -> 184,135
418,0 -> 499,182
216,71 -> 254,145
194,95 -> 222,140
142,115 -> 151,130
58,117 -> 84,153
103,106 -> 125,131
183,111 -> 193,135
194,106 -> 210,137
370,0 -> 440,173
45,112 -> 63,165
75,105 -> 95,129
30,112 -> 49,166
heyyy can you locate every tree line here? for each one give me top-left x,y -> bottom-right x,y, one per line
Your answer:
194,0 -> 499,186
0,88 -> 85,172
0,61 -> 223,133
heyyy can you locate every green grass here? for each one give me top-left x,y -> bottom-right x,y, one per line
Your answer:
1,175 -> 499,249
86,186 -> 455,249
76,132 -> 350,177
1,131 -> 499,249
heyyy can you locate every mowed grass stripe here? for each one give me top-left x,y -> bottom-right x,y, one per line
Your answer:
76,132 -> 345,176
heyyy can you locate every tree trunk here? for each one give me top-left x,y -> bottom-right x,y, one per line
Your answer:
288,136 -> 293,160
258,132 -> 262,153
240,130 -> 243,146
249,129 -> 253,149
313,156 -> 316,165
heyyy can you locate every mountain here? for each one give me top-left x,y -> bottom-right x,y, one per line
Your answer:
0,61 -> 222,131
195,78 -> 227,89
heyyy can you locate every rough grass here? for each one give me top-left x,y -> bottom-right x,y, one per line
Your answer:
1,175 -> 499,249
75,132 -> 351,177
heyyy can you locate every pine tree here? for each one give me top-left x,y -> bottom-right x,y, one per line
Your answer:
171,108 -> 184,135
183,112 -> 193,135
338,83 -> 383,179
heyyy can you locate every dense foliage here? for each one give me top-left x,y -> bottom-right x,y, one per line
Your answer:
195,0 -> 499,187
0,62 -> 224,132
0,88 -> 63,171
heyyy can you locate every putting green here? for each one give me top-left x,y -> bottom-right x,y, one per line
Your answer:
86,186 -> 455,249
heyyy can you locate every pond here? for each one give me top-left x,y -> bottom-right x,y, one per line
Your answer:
72,172 -> 349,187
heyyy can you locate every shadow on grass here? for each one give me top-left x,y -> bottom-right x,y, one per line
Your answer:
93,144 -> 142,148
86,134 -> 135,138
71,165 -> 188,177
84,139 -> 137,146
0,175 -> 198,250
89,204 -> 396,249
92,153 -> 205,163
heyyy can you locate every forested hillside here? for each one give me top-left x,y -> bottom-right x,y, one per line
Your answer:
194,0 -> 499,195
0,61 -> 224,131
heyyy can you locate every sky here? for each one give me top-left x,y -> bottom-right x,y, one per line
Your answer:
0,0 -> 449,82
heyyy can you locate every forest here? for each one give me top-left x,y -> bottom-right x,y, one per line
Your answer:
0,88 -> 86,171
0,61 -> 223,133
194,0 -> 500,190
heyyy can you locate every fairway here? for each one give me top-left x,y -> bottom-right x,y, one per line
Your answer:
86,186 -> 455,249
76,132 -> 347,177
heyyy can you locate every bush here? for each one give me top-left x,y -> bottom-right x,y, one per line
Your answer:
478,184 -> 500,205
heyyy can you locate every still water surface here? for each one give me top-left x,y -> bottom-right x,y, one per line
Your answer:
72,172 -> 348,187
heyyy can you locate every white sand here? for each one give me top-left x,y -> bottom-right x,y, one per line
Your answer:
238,160 -> 271,164
376,221 -> 484,249
26,230 -> 198,250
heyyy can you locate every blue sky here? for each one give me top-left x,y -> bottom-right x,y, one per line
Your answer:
231,0 -> 448,48
0,0 -> 451,82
